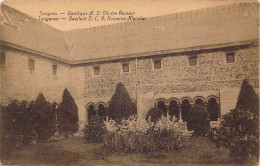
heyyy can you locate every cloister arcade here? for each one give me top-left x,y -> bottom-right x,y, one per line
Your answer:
154,96 -> 220,122
85,95 -> 220,122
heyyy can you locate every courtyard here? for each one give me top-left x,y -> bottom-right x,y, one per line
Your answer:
3,136 -> 233,166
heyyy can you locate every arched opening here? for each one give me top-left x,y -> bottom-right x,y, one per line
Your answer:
181,99 -> 191,122
52,103 -> 58,121
97,104 -> 106,121
195,98 -> 204,105
169,100 -> 179,121
52,103 -> 58,110
157,100 -> 167,116
21,100 -> 28,110
87,104 -> 96,121
207,98 -> 219,121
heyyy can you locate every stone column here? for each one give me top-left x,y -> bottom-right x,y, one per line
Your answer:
166,104 -> 170,120
178,104 -> 183,122
217,101 -> 221,123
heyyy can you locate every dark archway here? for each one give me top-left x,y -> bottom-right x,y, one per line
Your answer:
98,104 -> 106,121
87,104 -> 96,121
169,100 -> 179,121
21,100 -> 28,109
52,102 -> 58,121
195,98 -> 204,105
181,99 -> 191,122
207,98 -> 219,121
157,100 -> 167,116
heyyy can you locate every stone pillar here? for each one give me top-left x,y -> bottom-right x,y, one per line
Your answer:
137,92 -> 154,119
166,104 -> 170,119
178,104 -> 183,122
217,101 -> 221,122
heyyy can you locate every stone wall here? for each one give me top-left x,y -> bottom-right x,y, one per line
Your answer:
1,44 -> 258,122
136,46 -> 258,95
83,60 -> 137,101
70,66 -> 85,121
0,48 -> 72,105
82,44 -> 259,121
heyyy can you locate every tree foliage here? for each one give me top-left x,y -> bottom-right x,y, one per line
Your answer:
31,93 -> 56,142
0,100 -> 37,159
187,104 -> 210,136
236,79 -> 259,115
209,109 -> 259,164
208,80 -> 259,164
108,82 -> 137,123
145,107 -> 165,123
1,101 -> 21,159
57,88 -> 79,137
83,118 -> 105,143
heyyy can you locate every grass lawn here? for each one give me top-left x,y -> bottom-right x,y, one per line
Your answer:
2,136 -> 234,166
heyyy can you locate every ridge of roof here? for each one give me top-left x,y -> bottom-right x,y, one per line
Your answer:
64,1 -> 258,33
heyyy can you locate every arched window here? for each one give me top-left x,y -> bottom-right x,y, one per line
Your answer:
181,99 -> 191,122
87,104 -> 96,121
169,100 -> 179,121
195,98 -> 204,105
207,98 -> 219,121
21,100 -> 28,110
157,100 -> 167,116
97,104 -> 106,121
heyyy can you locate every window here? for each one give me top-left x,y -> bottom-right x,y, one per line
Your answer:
189,56 -> 197,66
226,52 -> 235,63
122,63 -> 129,72
94,66 -> 100,75
52,64 -> 57,75
0,52 -> 5,66
154,59 -> 161,69
28,59 -> 35,71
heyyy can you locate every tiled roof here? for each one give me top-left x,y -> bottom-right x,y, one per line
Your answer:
0,4 -> 71,60
64,2 -> 259,61
0,2 -> 258,62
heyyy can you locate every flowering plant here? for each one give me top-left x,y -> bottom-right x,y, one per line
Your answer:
103,112 -> 192,152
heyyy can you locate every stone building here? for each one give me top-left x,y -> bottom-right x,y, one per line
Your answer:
0,2 -> 259,124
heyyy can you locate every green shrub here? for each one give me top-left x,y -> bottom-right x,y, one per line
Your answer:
236,79 -> 259,115
0,100 -> 37,159
32,93 -> 56,142
107,82 -> 137,123
209,109 -> 259,164
58,88 -> 79,137
208,80 -> 259,164
1,101 -> 21,159
187,104 -> 210,136
83,118 -> 105,143
145,107 -> 165,123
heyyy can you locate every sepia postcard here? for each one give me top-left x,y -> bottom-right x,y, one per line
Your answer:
0,0 -> 259,165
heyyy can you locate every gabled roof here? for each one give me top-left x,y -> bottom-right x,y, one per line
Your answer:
0,2 -> 258,63
64,2 -> 259,61
0,4 -> 71,61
